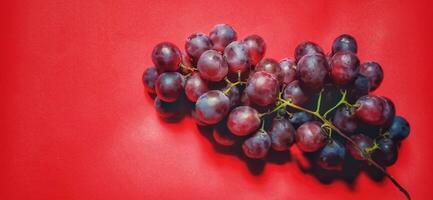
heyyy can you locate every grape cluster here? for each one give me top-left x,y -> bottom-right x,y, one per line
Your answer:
143,24 -> 411,199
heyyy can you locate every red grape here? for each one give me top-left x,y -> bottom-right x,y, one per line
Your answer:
255,58 -> 282,81
227,106 -> 261,136
243,35 -> 266,65
283,80 -> 308,105
152,42 -> 182,72
359,61 -> 384,91
242,129 -> 271,159
185,32 -> 212,62
195,90 -> 230,125
223,41 -> 251,73
295,121 -> 327,152
245,71 -> 279,106
331,34 -> 358,55
155,72 -> 184,102
209,24 -> 237,52
197,50 -> 228,81
355,95 -> 387,126
294,41 -> 324,63
185,73 -> 209,102
329,51 -> 360,86
346,134 -> 373,160
269,118 -> 296,151
297,53 -> 328,91
279,58 -> 297,85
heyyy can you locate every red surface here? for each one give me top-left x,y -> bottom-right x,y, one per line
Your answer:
2,0 -> 433,199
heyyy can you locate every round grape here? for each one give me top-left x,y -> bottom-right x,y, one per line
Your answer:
255,58 -> 282,81
195,90 -> 230,125
142,66 -> 158,94
283,80 -> 308,105
331,34 -> 358,55
155,72 -> 184,102
152,42 -> 182,72
359,61 -> 384,91
209,24 -> 237,52
185,73 -> 209,102
243,35 -> 266,65
242,129 -> 271,159
388,116 -> 410,141
185,32 -> 212,62
227,106 -> 261,136
295,121 -> 327,152
332,106 -> 357,134
372,138 -> 398,166
317,140 -> 346,171
269,118 -> 296,151
297,53 -> 328,91
197,50 -> 228,82
223,41 -> 251,73
355,95 -> 387,126
329,51 -> 360,85
245,71 -> 279,106
294,41 -> 324,63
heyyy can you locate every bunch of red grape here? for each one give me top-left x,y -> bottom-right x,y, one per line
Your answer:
143,24 -> 411,199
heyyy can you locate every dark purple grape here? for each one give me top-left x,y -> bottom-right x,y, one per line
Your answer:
243,35 -> 266,65
297,53 -> 328,91
355,95 -> 387,126
329,51 -> 360,85
372,138 -> 398,166
213,122 -> 238,146
222,85 -> 240,108
154,96 -> 184,120
347,74 -> 370,101
282,80 -> 308,105
155,72 -> 184,102
388,116 -> 410,141
255,58 -> 282,81
245,71 -> 279,106
359,61 -> 384,91
294,41 -> 324,63
289,111 -> 314,128
379,96 -> 396,128
242,129 -> 271,159
346,134 -> 374,160
142,66 -> 158,94
269,118 -> 296,151
295,121 -> 327,152
185,33 -> 212,62
152,42 -> 182,72
197,50 -> 228,82
331,34 -> 358,55
195,90 -> 230,125
317,140 -> 346,171
185,73 -> 208,102
279,58 -> 296,85
332,106 -> 357,134
223,41 -> 250,73
227,106 -> 261,136
209,24 -> 237,52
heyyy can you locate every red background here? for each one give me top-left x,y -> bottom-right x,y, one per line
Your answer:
2,0 -> 433,199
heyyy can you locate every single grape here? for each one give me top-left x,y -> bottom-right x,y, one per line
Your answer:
279,58 -> 296,85
152,42 -> 182,72
185,73 -> 209,102
245,71 -> 279,106
332,106 -> 357,134
255,58 -> 282,80
269,118 -> 296,151
223,41 -> 251,73
155,72 -> 184,102
317,140 -> 346,171
243,35 -> 266,65
331,34 -> 358,55
213,122 -> 238,146
388,116 -> 410,141
142,66 -> 158,94
346,134 -> 374,160
154,96 -> 185,120
209,24 -> 237,52
227,106 -> 261,136
297,53 -> 328,91
222,85 -> 240,108
294,41 -> 324,63
197,50 -> 229,82
282,80 -> 308,105
329,51 -> 360,85
242,129 -> 271,159
185,32 -> 212,62
359,61 -> 384,91
195,90 -> 230,125
355,95 -> 387,126
372,138 -> 398,166
379,96 -> 396,128
295,121 -> 327,152
289,111 -> 314,128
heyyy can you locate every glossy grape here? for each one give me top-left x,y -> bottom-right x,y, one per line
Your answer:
185,32 -> 212,62
295,121 -> 327,152
242,129 -> 271,159
185,73 -> 209,102
155,72 -> 184,102
209,24 -> 237,52
332,106 -> 357,134
223,41 -> 251,73
227,106 -> 261,136
329,51 -> 360,85
294,41 -> 324,63
331,34 -> 358,55
197,50 -> 228,81
317,140 -> 346,171
372,138 -> 398,166
346,134 -> 374,160
282,80 -> 308,105
269,118 -> 296,151
245,71 -> 279,106
255,58 -> 281,80
355,95 -> 387,126
243,35 -> 266,65
195,90 -> 230,125
142,66 -> 158,94
388,116 -> 410,141
279,58 -> 297,85
152,42 -> 182,72
297,53 -> 329,91
359,61 -> 384,91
